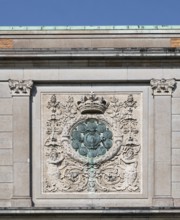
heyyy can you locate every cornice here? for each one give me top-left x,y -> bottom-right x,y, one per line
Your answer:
0,48 -> 180,58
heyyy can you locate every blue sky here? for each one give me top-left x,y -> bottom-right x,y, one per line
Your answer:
0,0 -> 180,26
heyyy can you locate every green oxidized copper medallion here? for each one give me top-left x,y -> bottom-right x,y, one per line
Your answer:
71,118 -> 113,158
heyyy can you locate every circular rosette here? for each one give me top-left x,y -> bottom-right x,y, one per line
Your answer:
70,119 -> 113,158
84,132 -> 101,149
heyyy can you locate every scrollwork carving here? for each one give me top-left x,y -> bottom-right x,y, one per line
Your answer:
9,79 -> 33,96
150,78 -> 176,96
42,92 -> 142,194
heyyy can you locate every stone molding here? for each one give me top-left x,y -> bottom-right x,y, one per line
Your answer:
150,78 -> 176,96
2,48 -> 180,59
8,79 -> 33,96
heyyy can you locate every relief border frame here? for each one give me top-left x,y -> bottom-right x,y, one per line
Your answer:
32,83 -> 152,207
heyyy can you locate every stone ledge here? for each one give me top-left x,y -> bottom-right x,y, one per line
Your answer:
1,208 -> 180,215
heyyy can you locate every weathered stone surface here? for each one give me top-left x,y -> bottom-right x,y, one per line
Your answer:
0,116 -> 12,132
13,163 -> 30,197
0,183 -> 13,199
13,97 -> 30,162
172,183 -> 180,198
0,83 -> 11,98
59,69 -> 127,81
172,98 -> 180,115
0,39 -> 13,48
0,200 -> 11,207
23,69 -> 59,81
0,132 -> 12,149
13,38 -> 170,49
172,132 -> 180,149
11,198 -> 31,207
0,216 -> 168,220
174,198 -> 180,207
152,198 -> 174,207
173,82 -> 180,98
172,149 -> 180,165
154,162 -> 171,196
0,166 -> 13,182
12,94 -> 32,204
0,98 -> 12,115
172,115 -> 180,131
0,149 -> 12,165
154,96 -> 171,162
172,166 -> 180,182
127,68 -> 163,80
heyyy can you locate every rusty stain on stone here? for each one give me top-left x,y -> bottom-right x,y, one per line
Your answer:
171,38 -> 180,47
0,39 -> 13,48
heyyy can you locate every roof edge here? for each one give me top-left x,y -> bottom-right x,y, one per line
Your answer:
0,25 -> 180,31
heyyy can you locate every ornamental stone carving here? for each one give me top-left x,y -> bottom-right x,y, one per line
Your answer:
150,78 -> 176,96
9,79 -> 33,96
71,118 -> 113,158
42,92 -> 142,194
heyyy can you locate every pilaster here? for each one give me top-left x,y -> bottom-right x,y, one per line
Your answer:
151,78 -> 176,207
9,79 -> 33,207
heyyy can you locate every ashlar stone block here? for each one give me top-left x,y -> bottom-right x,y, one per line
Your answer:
0,183 -> 13,199
172,183 -> 180,198
0,98 -> 12,115
172,132 -> 180,149
172,98 -> 180,115
0,132 -> 12,149
0,116 -> 12,132
172,115 -> 180,131
0,149 -> 12,165
13,97 -> 30,162
0,166 -> 13,182
172,149 -> 180,165
172,166 -> 180,182
154,162 -> 171,196
13,163 -> 30,197
0,82 -> 11,98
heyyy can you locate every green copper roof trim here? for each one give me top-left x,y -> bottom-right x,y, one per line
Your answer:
0,26 -> 180,31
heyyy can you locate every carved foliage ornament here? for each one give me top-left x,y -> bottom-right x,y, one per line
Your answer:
150,78 -> 176,96
9,79 -> 33,96
42,92 -> 142,193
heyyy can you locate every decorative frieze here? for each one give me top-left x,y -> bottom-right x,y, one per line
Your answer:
9,79 -> 33,96
42,92 -> 142,194
150,78 -> 176,96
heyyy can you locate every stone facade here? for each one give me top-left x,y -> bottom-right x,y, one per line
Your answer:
0,26 -> 180,218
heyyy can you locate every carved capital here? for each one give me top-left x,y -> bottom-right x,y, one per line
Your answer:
9,79 -> 33,96
150,78 -> 176,96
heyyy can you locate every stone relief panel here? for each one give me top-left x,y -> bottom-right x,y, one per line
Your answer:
41,92 -> 142,194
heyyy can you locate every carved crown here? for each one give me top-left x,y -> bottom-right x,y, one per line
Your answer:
77,92 -> 109,114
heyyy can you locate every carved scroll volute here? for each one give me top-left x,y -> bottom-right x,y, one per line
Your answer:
8,79 -> 33,96
150,78 -> 176,96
